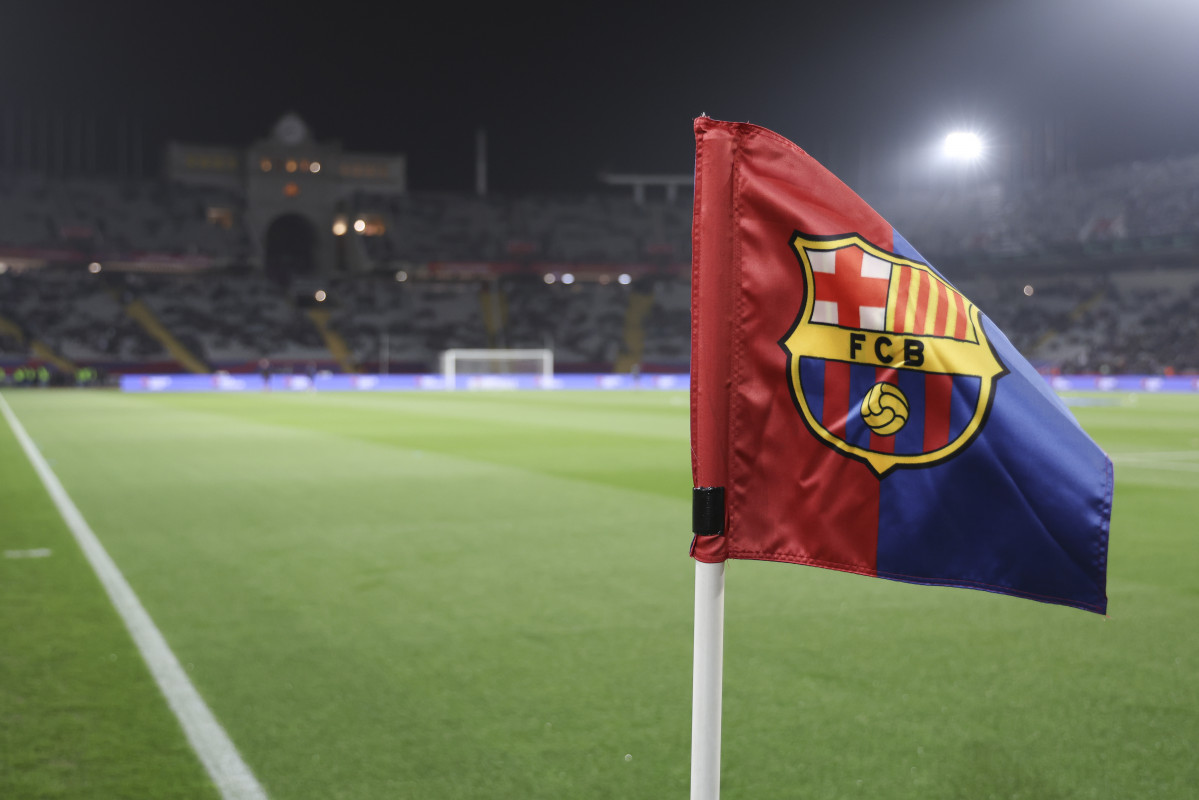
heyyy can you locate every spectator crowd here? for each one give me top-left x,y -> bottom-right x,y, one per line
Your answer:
1,146 -> 1197,377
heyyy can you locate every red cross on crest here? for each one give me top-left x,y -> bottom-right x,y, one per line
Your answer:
808,245 -> 892,330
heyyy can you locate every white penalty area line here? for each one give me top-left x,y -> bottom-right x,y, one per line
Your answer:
0,393 -> 267,800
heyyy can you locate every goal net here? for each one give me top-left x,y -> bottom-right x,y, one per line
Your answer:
440,348 -> 554,390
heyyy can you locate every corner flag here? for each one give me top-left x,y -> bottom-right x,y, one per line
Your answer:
690,116 -> 1113,614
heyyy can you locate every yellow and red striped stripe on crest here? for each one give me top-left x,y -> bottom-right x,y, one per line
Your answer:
885,265 -> 976,342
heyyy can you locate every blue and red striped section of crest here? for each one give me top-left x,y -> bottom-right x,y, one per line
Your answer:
798,357 -> 980,457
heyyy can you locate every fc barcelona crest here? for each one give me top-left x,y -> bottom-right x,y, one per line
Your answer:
780,232 -> 1007,477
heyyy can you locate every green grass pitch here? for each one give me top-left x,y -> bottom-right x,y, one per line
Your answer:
1,388 -> 1196,799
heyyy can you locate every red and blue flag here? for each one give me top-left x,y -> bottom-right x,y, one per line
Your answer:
690,117 -> 1113,613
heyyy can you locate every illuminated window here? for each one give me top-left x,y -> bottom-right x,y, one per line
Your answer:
339,162 -> 388,179
283,182 -> 300,197
260,158 -> 272,172
285,159 -> 298,173
206,207 -> 234,229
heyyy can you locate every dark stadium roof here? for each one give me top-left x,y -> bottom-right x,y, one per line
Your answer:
4,0 -> 1199,192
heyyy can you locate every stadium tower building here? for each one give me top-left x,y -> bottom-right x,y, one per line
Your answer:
166,113 -> 406,278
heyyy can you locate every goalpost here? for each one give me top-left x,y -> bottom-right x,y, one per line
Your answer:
439,348 -> 554,390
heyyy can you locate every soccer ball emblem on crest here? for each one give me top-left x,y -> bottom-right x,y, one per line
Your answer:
860,382 -> 909,436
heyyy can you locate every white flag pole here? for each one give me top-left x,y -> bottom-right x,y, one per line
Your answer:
690,559 -> 726,800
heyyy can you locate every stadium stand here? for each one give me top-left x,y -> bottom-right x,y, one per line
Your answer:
501,276 -> 630,368
0,175 -> 250,260
321,277 -> 490,371
0,269 -> 163,365
877,154 -> 1199,264
137,272 -> 329,366
349,191 -> 689,265
2,146 -> 1199,378
640,278 -> 690,367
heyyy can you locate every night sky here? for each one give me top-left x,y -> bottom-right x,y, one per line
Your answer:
4,0 -> 1199,192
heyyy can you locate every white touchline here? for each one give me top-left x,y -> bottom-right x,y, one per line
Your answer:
0,394 -> 268,800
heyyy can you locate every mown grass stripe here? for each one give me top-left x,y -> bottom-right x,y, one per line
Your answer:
0,393 -> 268,800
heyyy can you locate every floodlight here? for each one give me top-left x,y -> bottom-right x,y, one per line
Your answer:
944,131 -> 984,161
395,270 -> 408,282
562,273 -> 575,285
618,273 -> 632,285
353,219 -> 367,233
543,273 -> 556,284
314,289 -> 327,302
332,219 -> 348,236
87,261 -> 102,273
309,161 -> 321,174
1023,285 -> 1034,296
